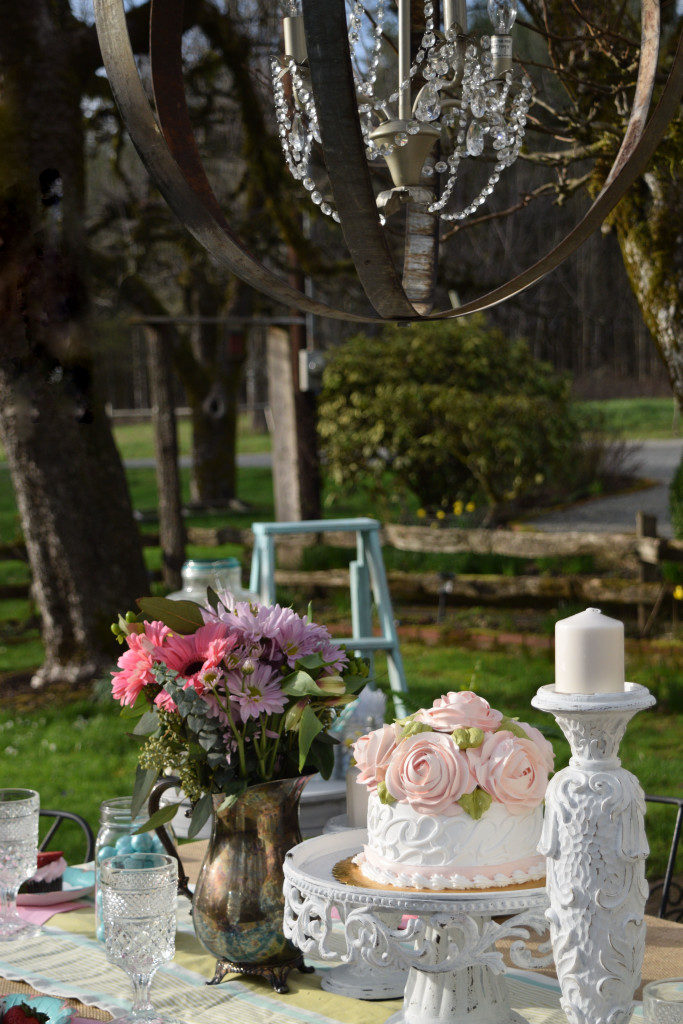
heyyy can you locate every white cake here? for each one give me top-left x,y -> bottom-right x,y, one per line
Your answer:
358,793 -> 545,889
351,691 -> 554,891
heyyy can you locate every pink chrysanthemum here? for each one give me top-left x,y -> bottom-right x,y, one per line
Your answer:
158,621 -> 237,693
226,663 -> 287,722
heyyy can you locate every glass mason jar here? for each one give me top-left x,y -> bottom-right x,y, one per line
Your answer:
166,558 -> 258,604
94,796 -> 170,941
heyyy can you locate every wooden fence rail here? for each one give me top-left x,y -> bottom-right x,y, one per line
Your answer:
2,517 -> 681,625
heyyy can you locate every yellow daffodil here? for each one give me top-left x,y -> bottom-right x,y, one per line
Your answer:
453,501 -> 463,515
674,585 -> 683,601
436,509 -> 446,520
465,501 -> 475,513
417,508 -> 427,519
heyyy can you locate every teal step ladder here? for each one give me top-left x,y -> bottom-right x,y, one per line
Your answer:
249,518 -> 408,717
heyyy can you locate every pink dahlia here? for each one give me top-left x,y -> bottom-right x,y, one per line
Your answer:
157,621 -> 237,693
226,662 -> 287,722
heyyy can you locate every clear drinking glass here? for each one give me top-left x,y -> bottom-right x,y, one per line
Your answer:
100,853 -> 181,1024
0,788 -> 40,941
643,979 -> 683,1023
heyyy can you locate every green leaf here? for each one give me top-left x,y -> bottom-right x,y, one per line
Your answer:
137,597 -> 205,634
205,587 -> 220,611
187,793 -> 213,839
496,715 -> 527,739
131,766 -> 158,819
216,793 -> 239,813
216,781 -> 247,813
133,802 -> 183,834
132,710 -> 160,736
282,671 -> 325,698
298,705 -> 324,771
458,788 -> 492,820
399,720 -> 433,741
377,780 -> 396,806
295,653 -> 324,671
309,736 -> 335,780
451,726 -> 484,749
120,691 -> 149,719
344,675 -> 367,695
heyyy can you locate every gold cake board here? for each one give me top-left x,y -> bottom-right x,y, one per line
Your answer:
332,854 -> 546,896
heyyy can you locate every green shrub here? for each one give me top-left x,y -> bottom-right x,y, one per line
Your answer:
318,318 -> 584,522
670,451 -> 683,539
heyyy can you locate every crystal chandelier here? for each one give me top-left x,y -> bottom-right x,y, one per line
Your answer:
271,0 -> 532,225
93,0 -> 679,321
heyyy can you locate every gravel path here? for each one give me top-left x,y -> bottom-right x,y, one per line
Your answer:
525,439 -> 682,538
125,442 -> 683,536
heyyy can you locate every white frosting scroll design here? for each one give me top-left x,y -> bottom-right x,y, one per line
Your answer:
366,794 -> 543,867
357,795 -> 545,889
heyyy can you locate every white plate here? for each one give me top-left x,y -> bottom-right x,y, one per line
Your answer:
17,865 -> 95,906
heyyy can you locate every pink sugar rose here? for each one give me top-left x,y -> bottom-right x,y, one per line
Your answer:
384,732 -> 476,815
416,691 -> 503,733
517,721 -> 555,774
352,724 -> 401,791
468,731 -> 550,814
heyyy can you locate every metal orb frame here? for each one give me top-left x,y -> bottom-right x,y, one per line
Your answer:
94,0 -> 682,323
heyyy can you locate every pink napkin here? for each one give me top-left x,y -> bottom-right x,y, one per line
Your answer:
18,901 -> 91,927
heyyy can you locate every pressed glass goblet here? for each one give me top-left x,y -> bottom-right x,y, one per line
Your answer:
100,853 -> 181,1024
0,788 -> 40,941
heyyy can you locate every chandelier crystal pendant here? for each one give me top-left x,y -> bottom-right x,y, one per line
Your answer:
271,0 -> 532,225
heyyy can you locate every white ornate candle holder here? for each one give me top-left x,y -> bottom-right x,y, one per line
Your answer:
283,831 -> 552,1023
531,682 -> 656,1024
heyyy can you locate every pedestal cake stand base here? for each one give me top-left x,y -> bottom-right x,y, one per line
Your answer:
284,831 -> 552,1024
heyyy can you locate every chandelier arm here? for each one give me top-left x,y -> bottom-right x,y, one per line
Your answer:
92,0 -> 381,323
603,0 -> 659,187
301,0 -> 417,319
427,0 -> 680,319
149,0 -> 228,227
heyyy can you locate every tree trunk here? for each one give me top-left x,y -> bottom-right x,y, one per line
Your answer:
613,167 -> 683,410
186,328 -> 247,508
145,327 -> 185,590
0,0 -> 148,687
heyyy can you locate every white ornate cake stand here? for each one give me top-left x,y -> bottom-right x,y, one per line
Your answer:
283,830 -> 552,1024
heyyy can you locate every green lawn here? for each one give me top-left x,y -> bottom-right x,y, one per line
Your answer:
576,397 -> 680,439
1,641 -> 679,883
111,414 -> 271,459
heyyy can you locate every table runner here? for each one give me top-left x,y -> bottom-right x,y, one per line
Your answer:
1,901 -> 680,1024
1,838 -> 680,1024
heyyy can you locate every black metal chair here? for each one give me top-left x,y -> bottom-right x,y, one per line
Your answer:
645,794 -> 683,921
39,810 -> 95,863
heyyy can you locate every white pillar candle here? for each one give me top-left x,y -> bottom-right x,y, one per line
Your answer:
346,766 -> 369,828
555,607 -> 625,694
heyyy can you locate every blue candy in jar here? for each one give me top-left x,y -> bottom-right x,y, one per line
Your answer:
94,796 -> 173,940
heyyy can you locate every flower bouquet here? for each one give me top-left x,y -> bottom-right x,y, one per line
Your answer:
110,591 -> 368,836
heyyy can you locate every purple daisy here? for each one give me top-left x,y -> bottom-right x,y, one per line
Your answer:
226,662 -> 287,722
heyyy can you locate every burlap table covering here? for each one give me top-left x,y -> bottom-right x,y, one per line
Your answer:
1,840 -> 680,1020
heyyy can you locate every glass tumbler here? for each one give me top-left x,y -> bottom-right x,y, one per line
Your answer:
100,852 -> 181,1024
0,789 -> 40,941
643,979 -> 683,1023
